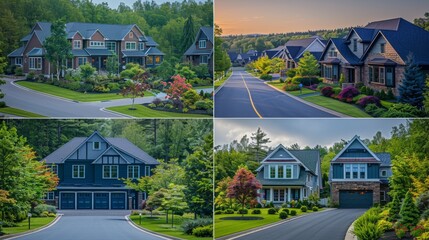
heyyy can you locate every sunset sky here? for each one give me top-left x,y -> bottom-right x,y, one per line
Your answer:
215,0 -> 429,35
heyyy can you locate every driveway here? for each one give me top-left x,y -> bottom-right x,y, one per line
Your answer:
220,209 -> 366,240
10,210 -> 170,240
214,70 -> 338,118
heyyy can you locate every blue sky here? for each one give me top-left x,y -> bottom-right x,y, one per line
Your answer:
92,0 -> 205,9
215,119 -> 408,148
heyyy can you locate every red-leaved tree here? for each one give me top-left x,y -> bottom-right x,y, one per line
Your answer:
162,74 -> 192,101
121,72 -> 151,110
227,167 -> 262,214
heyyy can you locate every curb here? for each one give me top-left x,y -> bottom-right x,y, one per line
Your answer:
125,215 -> 179,240
0,214 -> 63,240
11,80 -> 79,104
344,219 -> 358,240
99,107 -> 134,118
214,70 -> 233,95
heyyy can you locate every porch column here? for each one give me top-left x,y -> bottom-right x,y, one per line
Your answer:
92,192 -> 94,210
300,188 -> 303,201
98,57 -> 101,71
284,189 -> 287,203
288,188 -> 291,202
270,188 -> 273,202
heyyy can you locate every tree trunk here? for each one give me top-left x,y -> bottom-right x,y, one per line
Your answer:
171,211 -> 174,228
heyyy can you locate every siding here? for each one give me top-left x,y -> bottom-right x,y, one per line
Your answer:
332,164 -> 344,179
271,148 -> 293,159
347,31 -> 365,58
367,164 -> 380,179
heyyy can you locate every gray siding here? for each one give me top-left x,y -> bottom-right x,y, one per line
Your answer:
332,164 -> 344,179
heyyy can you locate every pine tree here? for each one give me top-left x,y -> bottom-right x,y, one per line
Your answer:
389,194 -> 401,221
250,127 -> 271,162
181,15 -> 196,54
296,51 -> 319,77
399,191 -> 420,229
398,54 -> 426,108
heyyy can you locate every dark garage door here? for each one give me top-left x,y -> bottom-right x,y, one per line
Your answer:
94,193 -> 109,209
339,190 -> 373,208
111,193 -> 126,209
77,193 -> 92,209
61,193 -> 75,209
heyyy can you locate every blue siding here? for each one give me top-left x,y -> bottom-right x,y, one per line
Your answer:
339,152 -> 373,158
332,164 -> 344,179
367,164 -> 379,179
271,148 -> 293,159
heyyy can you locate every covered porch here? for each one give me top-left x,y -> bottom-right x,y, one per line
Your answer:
258,186 -> 309,204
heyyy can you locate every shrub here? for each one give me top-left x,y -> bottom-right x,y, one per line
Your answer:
33,204 -> 57,217
0,102 -> 6,108
291,76 -> 321,86
195,100 -> 210,110
192,225 -> 213,237
416,192 -> 429,213
1,221 -> 18,227
381,103 -> 423,118
48,212 -> 56,217
353,208 -> 382,240
148,103 -> 156,108
286,69 -> 296,78
312,207 -> 318,212
15,67 -> 24,76
93,85 -> 110,93
421,209 -> 429,220
282,208 -> 289,214
279,211 -> 288,219
357,96 -> 381,108
387,89 -> 395,100
181,218 -> 213,235
281,203 -> 288,209
237,209 -> 248,214
364,104 -> 387,117
260,74 -> 273,80
268,208 -> 277,214
338,86 -> 360,100
282,83 -> 300,91
182,89 -> 201,107
300,206 -> 307,212
268,201 -> 275,208
215,210 -> 222,215
333,87 -> 342,95
182,108 -> 189,113
251,209 -> 261,214
107,82 -> 120,91
290,210 -> 297,216
377,219 -> 393,232
399,191 -> 420,230
395,224 -> 407,239
411,225 -> 425,238
224,209 -> 234,214
255,203 -> 262,208
27,71 -> 36,81
152,98 -> 162,106
321,86 -> 333,97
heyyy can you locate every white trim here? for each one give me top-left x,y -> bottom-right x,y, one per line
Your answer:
72,165 -> 85,178
259,144 -> 309,172
92,146 -> 130,164
89,41 -> 105,47
43,191 -> 55,200
145,166 -> 151,176
78,57 -> 87,66
93,141 -> 101,150
380,170 -> 387,177
29,57 -> 42,70
380,191 -> 386,201
332,136 -> 381,162
125,41 -> 137,50
102,165 -> 119,179
127,165 -> 140,179
198,39 -> 207,48
344,163 -> 367,180
296,37 -> 326,59
15,57 -> 23,65
73,40 -> 82,49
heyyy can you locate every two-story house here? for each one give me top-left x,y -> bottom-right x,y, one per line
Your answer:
184,26 -> 213,75
8,22 -> 165,75
282,36 -> 326,71
42,131 -> 159,210
329,135 -> 392,208
319,18 -> 429,95
255,145 -> 322,205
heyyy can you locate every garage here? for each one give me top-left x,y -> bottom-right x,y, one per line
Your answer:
60,193 -> 75,209
339,190 -> 373,208
111,193 -> 126,209
77,193 -> 92,209
94,193 -> 109,209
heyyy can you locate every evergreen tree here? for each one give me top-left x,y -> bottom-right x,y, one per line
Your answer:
106,52 -> 119,76
398,54 -> 426,108
250,127 -> 271,162
181,15 -> 196,54
214,24 -> 231,75
389,194 -> 401,221
399,191 -> 420,229
296,51 -> 319,77
424,75 -> 429,113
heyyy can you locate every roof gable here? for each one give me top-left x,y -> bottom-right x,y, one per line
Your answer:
332,135 -> 381,162
91,146 -> 130,164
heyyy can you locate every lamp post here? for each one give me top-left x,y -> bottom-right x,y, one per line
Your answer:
139,213 -> 142,225
28,213 -> 32,230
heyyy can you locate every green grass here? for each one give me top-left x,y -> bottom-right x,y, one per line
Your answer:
287,88 -> 316,96
130,214 -> 211,240
302,95 -> 372,118
193,86 -> 213,90
266,80 -> 284,90
214,71 -> 232,89
16,81 -> 154,102
0,107 -> 45,118
2,217 -> 56,235
107,105 -> 211,118
215,208 -> 316,238
381,100 -> 395,108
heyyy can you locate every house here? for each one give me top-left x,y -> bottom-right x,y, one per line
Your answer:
282,36 -> 326,70
255,144 -> 322,205
184,26 -> 213,74
329,135 -> 392,208
42,131 -> 159,210
228,52 -> 250,66
319,18 -> 429,95
7,22 -> 165,75
261,46 -> 284,59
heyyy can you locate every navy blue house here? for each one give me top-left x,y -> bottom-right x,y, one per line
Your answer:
43,131 -> 159,210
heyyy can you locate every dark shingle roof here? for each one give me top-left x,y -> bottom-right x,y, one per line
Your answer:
71,49 -> 89,57
364,18 -> 403,31
330,38 -> 360,65
121,51 -> 146,57
145,47 -> 165,56
7,46 -> 25,57
184,27 -> 213,56
228,52 -> 238,61
66,22 -> 135,40
289,150 -> 319,173
85,48 -> 113,56
106,137 -> 158,165
145,36 -> 159,47
353,28 -> 377,42
200,26 -> 214,43
375,153 -> 391,166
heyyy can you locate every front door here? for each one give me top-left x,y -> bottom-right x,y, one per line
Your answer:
348,68 -> 355,83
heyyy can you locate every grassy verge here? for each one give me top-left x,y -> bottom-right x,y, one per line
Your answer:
266,80 -> 283,90
266,81 -> 316,96
214,71 -> 232,89
215,208 -> 320,238
107,105 -> 211,118
130,214 -> 211,240
1,216 -> 56,235
16,81 -> 154,102
302,95 -> 372,118
193,86 -> 213,90
0,107 -> 45,118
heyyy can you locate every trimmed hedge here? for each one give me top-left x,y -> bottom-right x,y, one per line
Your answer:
251,209 -> 261,214
357,96 -> 381,108
182,218 -> 213,235
192,225 -> 213,237
237,209 -> 248,214
260,74 -> 273,80
338,86 -> 359,100
300,206 -> 307,212
290,210 -> 297,216
224,209 -> 234,214
291,76 -> 320,86
268,208 -> 277,214
279,211 -> 288,219
321,86 -> 333,97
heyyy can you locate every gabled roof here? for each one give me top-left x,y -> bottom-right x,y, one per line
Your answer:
256,170 -> 308,186
284,37 -> 326,61
7,46 -> 25,57
184,26 -> 213,56
348,28 -> 377,43
228,51 -> 238,61
66,22 -> 136,40
375,153 -> 391,166
320,38 -> 360,65
145,47 -> 165,56
27,48 -> 44,56
364,18 -> 404,31
92,146 -> 130,164
331,135 -> 381,163
200,26 -> 214,43
145,36 -> 159,47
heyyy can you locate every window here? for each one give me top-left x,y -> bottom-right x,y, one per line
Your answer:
359,164 -> 366,179
73,40 -> 81,49
155,56 -> 161,64
345,164 -> 366,179
303,188 -> 307,198
324,65 -> 333,79
345,164 -> 351,179
78,57 -> 87,66
386,67 -> 394,87
93,142 -> 101,150
200,55 -> 208,64
49,165 -> 58,175
125,42 -> 136,50
353,39 -> 357,52
43,192 -> 55,200
29,57 -> 42,70
273,189 -> 285,202
129,32 -> 134,38
380,191 -> 386,201
381,170 -> 387,177
145,166 -> 151,176
146,56 -> 153,65
89,41 -> 105,47
307,174 -> 311,182
269,165 -> 276,178
128,165 -> 140,179
328,47 -> 337,57
380,43 -> 385,53
198,40 -> 206,48
103,165 -> 118,179
106,42 -> 116,52
285,165 -> 292,179
369,66 -> 386,84
139,42 -> 144,50
72,165 -> 85,178
15,58 -> 22,65
352,164 -> 359,178
278,165 -> 284,178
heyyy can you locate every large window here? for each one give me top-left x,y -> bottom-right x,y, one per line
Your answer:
29,57 -> 42,70
72,165 -> 85,178
268,165 -> 293,179
380,43 -> 385,53
155,56 -> 161,64
93,141 -> 101,150
369,66 -> 386,84
139,42 -> 144,50
344,164 -> 367,179
324,65 -> 332,79
273,189 -> 285,202
125,42 -> 137,50
78,57 -> 87,66
198,40 -> 206,48
90,41 -> 105,47
200,55 -> 208,64
145,166 -> 151,176
103,165 -> 118,179
127,165 -> 140,179
146,56 -> 153,65
49,165 -> 58,175
73,40 -> 82,49
106,42 -> 116,52
269,165 -> 276,178
15,58 -> 22,65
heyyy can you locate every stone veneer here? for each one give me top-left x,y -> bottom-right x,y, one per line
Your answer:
331,181 -> 380,205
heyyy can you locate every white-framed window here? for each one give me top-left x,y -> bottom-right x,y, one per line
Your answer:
268,165 -> 293,179
106,42 -> 116,52
344,164 -> 367,179
381,191 -> 386,201
380,43 -> 385,53
73,40 -> 82,49
200,55 -> 208,64
273,189 -> 285,202
369,66 -> 386,84
198,40 -> 206,48
15,58 -> 22,65
353,39 -> 357,52
328,47 -> 337,57
29,57 -> 42,70
381,170 -> 387,177
78,57 -> 87,66
323,65 -> 333,79
145,166 -> 151,176
93,142 -> 101,150
90,41 -> 105,47
103,165 -> 118,179
43,192 -> 55,200
303,188 -> 307,198
72,165 -> 85,178
269,165 -> 276,178
285,165 -> 292,178
49,165 -> 58,175
125,42 -> 136,50
127,165 -> 140,179
139,42 -> 144,50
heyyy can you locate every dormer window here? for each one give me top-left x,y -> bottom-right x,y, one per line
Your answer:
73,40 -> 82,49
93,142 -> 101,150
381,170 -> 387,177
268,165 -> 293,179
199,40 -> 206,48
328,47 -> 337,57
380,43 -> 385,53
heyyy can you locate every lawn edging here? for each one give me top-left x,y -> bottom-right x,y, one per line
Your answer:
99,107 -> 134,118
12,80 -> 79,103
214,70 -> 233,94
216,208 -> 336,240
344,219 -> 358,240
125,214 -> 179,240
0,214 -> 62,240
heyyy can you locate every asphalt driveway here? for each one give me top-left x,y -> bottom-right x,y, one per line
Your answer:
214,70 -> 338,118
10,210 -> 170,240
220,208 -> 366,240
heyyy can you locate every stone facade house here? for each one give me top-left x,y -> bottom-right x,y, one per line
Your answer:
329,135 -> 392,208
282,37 -> 326,71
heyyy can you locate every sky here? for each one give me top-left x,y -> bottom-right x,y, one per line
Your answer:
215,0 -> 429,35
91,0 -> 205,9
214,119 -> 408,149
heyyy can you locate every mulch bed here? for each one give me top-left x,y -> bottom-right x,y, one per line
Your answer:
141,103 -> 211,115
379,230 -> 413,240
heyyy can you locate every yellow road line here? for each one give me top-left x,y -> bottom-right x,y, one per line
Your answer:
240,73 -> 263,118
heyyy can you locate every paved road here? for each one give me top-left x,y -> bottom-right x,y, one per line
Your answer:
12,210 -> 170,240
214,70 -> 338,118
225,209 -> 366,240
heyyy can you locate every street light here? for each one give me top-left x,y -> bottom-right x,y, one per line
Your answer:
27,213 -> 32,230
139,213 -> 142,225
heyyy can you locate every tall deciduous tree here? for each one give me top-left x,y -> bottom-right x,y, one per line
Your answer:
181,15 -> 196,54
398,54 -> 426,108
44,18 -> 71,81
296,51 -> 320,77
227,167 -> 262,214
162,184 -> 188,227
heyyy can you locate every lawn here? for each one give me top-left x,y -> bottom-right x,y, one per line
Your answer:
214,71 -> 232,89
287,88 -> 316,96
215,208 -> 317,238
0,107 -> 45,118
1,216 -> 56,235
107,105 -> 211,118
266,80 -> 283,90
193,86 -> 213,90
16,81 -> 154,102
302,95 -> 372,118
129,214 -> 211,240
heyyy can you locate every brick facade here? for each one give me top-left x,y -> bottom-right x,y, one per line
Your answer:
331,181 -> 380,205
